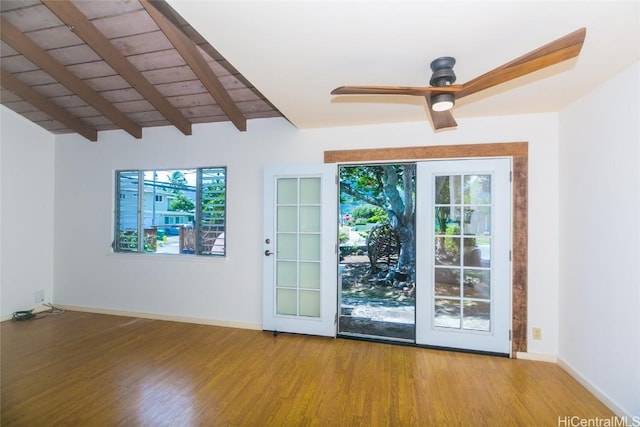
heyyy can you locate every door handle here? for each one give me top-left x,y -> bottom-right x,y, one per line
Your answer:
264,250 -> 274,256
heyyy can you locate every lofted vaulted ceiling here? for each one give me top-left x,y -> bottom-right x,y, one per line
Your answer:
170,1 -> 639,131
1,1 -> 638,140
0,0 -> 282,142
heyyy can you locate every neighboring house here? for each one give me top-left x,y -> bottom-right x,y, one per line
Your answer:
118,177 -> 196,230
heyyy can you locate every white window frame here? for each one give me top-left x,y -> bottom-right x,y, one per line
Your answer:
114,167 -> 227,256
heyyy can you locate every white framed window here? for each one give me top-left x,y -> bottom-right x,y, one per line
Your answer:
114,167 -> 226,256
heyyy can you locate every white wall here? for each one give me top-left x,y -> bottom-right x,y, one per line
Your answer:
52,112 -> 562,355
0,106 -> 55,320
559,62 -> 640,418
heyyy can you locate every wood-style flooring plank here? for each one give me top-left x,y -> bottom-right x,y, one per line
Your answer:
1,311 -> 613,426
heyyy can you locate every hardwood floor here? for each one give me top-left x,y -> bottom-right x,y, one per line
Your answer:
2,311 -> 613,426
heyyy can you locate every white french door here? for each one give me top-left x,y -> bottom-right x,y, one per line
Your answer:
416,159 -> 512,354
262,164 -> 338,337
262,159 -> 511,353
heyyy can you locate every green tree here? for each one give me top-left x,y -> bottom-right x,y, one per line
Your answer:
201,177 -> 226,237
351,205 -> 389,223
170,192 -> 195,212
167,170 -> 194,213
168,171 -> 187,194
340,164 -> 415,278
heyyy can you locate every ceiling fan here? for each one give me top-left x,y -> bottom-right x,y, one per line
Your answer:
331,28 -> 586,130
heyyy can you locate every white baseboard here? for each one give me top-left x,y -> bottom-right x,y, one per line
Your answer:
516,352 -> 558,363
557,357 -> 633,419
56,304 -> 263,331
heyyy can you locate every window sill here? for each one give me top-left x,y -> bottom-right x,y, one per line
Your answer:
106,251 -> 229,264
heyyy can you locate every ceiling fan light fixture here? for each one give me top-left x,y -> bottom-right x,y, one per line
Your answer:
431,93 -> 455,112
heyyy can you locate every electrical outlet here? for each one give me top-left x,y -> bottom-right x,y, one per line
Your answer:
34,290 -> 45,303
532,327 -> 542,340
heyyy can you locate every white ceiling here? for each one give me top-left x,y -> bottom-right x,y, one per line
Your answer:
169,0 -> 639,131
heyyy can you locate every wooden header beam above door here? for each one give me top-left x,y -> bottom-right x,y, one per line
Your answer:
324,142 -> 528,163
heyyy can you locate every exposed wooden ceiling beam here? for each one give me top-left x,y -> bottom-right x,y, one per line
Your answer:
147,0 -> 187,31
146,1 -> 281,114
1,68 -> 98,142
140,0 -> 247,132
41,0 -> 192,136
0,17 -> 142,139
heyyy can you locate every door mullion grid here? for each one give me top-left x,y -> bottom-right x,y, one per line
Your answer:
276,177 -> 301,318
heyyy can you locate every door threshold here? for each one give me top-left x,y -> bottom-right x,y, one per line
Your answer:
415,343 -> 511,358
337,332 -> 415,345
337,333 -> 510,358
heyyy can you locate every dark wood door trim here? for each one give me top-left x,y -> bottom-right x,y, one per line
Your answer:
325,142 -> 528,357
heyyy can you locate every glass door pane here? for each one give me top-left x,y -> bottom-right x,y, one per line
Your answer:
275,177 -> 322,318
338,164 -> 416,342
434,174 -> 492,332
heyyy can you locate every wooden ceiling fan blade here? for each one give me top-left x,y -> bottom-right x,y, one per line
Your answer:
331,85 -> 462,96
425,96 -> 458,130
457,27 -> 586,99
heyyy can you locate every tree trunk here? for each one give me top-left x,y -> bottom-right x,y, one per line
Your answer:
395,220 -> 415,279
380,164 -> 416,280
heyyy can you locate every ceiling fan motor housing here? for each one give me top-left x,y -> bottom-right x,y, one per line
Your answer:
429,56 -> 456,86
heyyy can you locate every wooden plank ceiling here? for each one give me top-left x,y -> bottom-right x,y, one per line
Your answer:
0,0 -> 282,141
